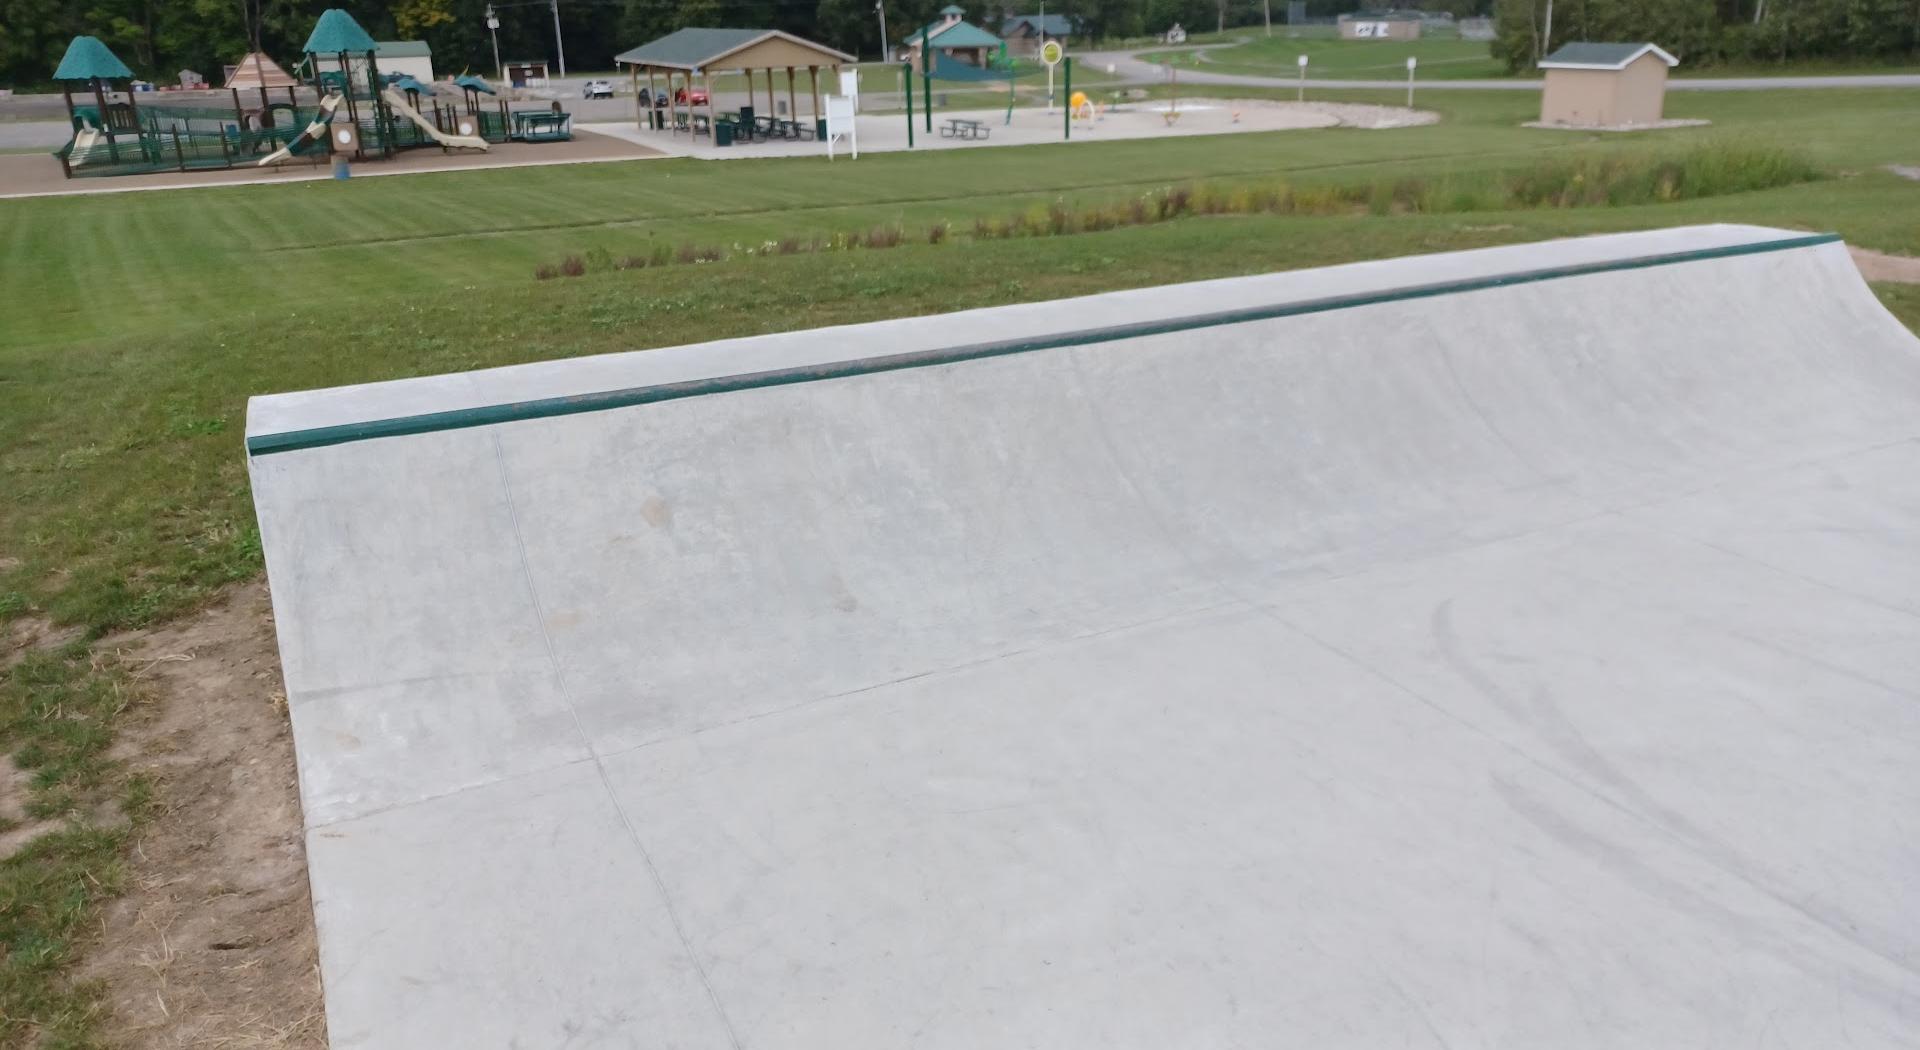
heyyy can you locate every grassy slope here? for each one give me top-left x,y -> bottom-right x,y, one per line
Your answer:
4,87 -> 1920,632
1147,34 -> 1507,80
1143,30 -> 1920,80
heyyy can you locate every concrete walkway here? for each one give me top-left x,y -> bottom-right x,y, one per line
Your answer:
248,226 -> 1920,1050
583,96 -> 1432,160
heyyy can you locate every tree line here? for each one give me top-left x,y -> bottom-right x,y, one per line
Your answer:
1494,0 -> 1920,70
0,0 -> 1914,89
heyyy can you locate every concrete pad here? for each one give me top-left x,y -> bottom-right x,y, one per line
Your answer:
581,97 -> 1434,160
248,226 -> 1920,1048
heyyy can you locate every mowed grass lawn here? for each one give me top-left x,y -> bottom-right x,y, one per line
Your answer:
2,82 -> 1919,1043
4,85 -> 1920,632
1146,32 -> 1508,80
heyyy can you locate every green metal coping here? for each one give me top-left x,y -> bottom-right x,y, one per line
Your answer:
246,232 -> 1841,458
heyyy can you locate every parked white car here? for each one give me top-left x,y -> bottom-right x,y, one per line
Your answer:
581,80 -> 614,99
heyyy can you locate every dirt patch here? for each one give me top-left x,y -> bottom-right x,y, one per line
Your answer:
0,754 -> 61,860
1850,246 -> 1920,285
77,581 -> 324,1049
2,615 -> 85,671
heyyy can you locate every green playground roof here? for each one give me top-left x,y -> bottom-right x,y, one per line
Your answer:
53,36 -> 134,82
377,40 -> 433,58
454,74 -> 497,94
304,9 -> 380,55
390,74 -> 434,94
906,20 -> 1003,48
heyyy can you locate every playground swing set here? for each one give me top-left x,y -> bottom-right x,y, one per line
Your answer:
52,9 -> 572,180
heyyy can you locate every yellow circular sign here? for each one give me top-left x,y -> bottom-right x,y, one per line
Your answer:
1040,40 -> 1064,66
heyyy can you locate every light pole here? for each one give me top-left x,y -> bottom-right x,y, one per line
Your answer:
1405,55 -> 1416,107
550,0 -> 567,78
486,6 -> 502,82
1296,52 -> 1306,102
875,0 -> 890,63
1263,0 -> 1271,37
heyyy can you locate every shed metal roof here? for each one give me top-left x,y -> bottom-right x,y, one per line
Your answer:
905,20 -> 1003,48
53,36 -> 134,81
304,9 -> 380,54
377,40 -> 433,58
1004,13 -> 1074,36
1540,42 -> 1678,70
615,27 -> 852,70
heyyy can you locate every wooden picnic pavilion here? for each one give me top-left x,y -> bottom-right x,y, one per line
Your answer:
614,28 -> 854,142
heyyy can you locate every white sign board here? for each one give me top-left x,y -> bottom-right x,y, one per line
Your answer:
825,94 -> 857,160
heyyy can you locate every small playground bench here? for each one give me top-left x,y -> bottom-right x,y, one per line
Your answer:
511,111 -> 572,142
941,118 -> 990,140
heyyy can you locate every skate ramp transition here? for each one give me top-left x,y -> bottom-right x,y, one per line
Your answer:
247,226 -> 1920,1049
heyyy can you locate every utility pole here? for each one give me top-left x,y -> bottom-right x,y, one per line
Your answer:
550,0 -> 568,78
1263,0 -> 1271,37
1541,0 -> 1554,61
875,0 -> 890,62
486,5 -> 502,82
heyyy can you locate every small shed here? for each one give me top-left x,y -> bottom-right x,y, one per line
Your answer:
900,7 -> 1003,70
377,41 -> 435,82
178,69 -> 206,88
1538,42 -> 1678,127
1001,12 -> 1074,56
504,60 -> 550,87
1338,11 -> 1422,40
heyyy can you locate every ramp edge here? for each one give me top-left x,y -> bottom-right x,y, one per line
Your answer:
246,232 -> 1840,457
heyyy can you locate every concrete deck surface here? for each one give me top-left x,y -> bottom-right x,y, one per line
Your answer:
583,97 -> 1432,160
248,226 -> 1920,1049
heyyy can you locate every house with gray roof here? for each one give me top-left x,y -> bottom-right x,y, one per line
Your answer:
1001,12 -> 1076,56
1538,42 -> 1679,127
900,6 -> 1003,71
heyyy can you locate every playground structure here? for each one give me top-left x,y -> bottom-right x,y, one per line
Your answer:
51,9 -> 571,180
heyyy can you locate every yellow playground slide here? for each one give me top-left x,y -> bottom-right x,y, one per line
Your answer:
380,89 -> 489,152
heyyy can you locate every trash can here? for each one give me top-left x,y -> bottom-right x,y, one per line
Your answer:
739,105 -> 754,128
815,117 -> 827,140
715,120 -> 734,147
331,156 -> 350,180
649,109 -> 662,130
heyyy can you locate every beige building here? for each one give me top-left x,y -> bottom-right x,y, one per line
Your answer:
1538,42 -> 1678,127
1337,12 -> 1422,40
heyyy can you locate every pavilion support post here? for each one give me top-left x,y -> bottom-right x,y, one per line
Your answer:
705,67 -> 717,142
765,67 -> 774,125
786,66 -> 796,122
645,67 -> 656,129
809,65 -> 819,131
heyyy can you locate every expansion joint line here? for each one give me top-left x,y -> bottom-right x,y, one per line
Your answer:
490,433 -> 746,1050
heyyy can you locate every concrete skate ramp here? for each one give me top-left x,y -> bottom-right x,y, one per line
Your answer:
247,226 -> 1920,1049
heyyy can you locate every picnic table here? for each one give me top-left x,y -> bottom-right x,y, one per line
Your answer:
511,111 -> 572,142
940,118 -> 991,140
